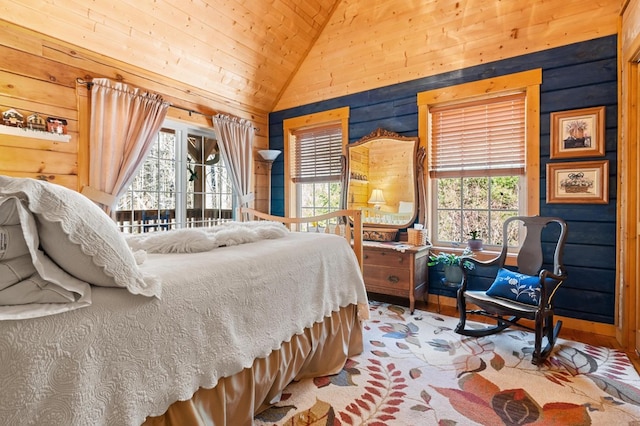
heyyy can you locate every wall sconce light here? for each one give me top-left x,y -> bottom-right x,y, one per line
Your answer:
368,188 -> 386,209
258,150 -> 281,214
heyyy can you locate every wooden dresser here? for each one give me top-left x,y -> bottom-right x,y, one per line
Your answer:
362,242 -> 430,313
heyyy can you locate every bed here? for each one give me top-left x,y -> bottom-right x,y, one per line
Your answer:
0,176 -> 368,426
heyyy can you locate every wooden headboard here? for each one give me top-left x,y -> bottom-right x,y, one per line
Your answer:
239,207 -> 363,273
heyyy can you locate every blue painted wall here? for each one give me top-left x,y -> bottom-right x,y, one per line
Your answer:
268,35 -> 618,324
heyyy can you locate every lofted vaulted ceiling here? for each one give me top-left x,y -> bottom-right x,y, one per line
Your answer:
1,1 -> 620,118
0,0 -> 341,116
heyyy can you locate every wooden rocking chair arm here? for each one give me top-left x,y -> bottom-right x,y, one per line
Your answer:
539,269 -> 567,283
459,255 -> 503,292
462,255 -> 502,268
538,269 -> 566,306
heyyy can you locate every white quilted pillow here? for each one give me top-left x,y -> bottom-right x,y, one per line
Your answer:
0,176 -> 161,298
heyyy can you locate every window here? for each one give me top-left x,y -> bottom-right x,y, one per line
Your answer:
116,120 -> 234,233
418,70 -> 541,249
283,107 -> 349,224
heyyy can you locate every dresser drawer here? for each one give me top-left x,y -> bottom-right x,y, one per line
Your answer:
363,265 -> 411,291
363,249 -> 409,267
361,243 -> 430,313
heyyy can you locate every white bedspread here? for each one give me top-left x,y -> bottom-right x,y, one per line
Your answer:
0,232 -> 368,426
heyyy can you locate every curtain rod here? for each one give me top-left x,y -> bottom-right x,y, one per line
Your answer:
76,77 -> 259,132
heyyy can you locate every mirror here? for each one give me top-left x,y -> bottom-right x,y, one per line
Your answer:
345,128 -> 420,230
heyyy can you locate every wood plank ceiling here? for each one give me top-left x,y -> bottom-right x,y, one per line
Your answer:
1,1 -> 620,118
0,0 -> 341,116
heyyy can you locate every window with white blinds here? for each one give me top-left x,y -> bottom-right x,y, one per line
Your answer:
418,70 -> 541,249
291,124 -> 343,183
429,93 -> 526,178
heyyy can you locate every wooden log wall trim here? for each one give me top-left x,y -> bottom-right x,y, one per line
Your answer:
619,0 -> 640,349
269,35 -> 618,327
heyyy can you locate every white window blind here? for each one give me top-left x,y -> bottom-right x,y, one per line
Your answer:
429,93 -> 526,178
291,124 -> 343,183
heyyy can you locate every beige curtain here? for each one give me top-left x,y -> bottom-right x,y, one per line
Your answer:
212,114 -> 254,213
82,78 -> 169,214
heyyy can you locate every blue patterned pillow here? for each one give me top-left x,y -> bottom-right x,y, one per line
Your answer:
485,268 -> 541,306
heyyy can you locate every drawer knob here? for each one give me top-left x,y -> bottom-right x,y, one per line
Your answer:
387,275 -> 399,283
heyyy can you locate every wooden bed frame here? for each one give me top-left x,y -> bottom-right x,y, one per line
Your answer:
239,207 -> 363,272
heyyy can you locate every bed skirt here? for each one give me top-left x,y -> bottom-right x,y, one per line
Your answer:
144,303 -> 364,425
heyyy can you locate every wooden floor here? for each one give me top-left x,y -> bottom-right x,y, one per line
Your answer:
370,294 -> 640,373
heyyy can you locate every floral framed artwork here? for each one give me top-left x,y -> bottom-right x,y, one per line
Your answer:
550,106 -> 605,159
546,160 -> 608,204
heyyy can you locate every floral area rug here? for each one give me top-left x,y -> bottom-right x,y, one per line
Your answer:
255,301 -> 640,425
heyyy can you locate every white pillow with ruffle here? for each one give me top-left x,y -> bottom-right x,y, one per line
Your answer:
0,176 -> 161,298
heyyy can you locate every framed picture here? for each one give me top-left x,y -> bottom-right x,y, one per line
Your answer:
546,160 -> 608,204
550,106 -> 605,159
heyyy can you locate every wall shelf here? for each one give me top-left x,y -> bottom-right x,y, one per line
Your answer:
0,125 -> 71,143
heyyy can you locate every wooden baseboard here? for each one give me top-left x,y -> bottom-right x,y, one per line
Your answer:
426,294 -> 617,338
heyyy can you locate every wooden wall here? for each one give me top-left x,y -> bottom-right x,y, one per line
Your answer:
0,22 -> 270,211
0,1 -> 339,116
619,0 -> 640,350
269,35 -> 619,326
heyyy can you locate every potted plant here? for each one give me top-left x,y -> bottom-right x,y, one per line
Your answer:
428,248 -> 475,286
467,230 -> 483,251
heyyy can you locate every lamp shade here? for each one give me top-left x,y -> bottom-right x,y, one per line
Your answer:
258,149 -> 281,161
368,188 -> 386,205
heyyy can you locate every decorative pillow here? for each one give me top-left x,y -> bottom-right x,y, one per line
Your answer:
0,176 -> 161,298
485,268 -> 541,306
398,201 -> 413,214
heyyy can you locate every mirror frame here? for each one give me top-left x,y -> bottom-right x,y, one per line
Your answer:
343,128 -> 421,230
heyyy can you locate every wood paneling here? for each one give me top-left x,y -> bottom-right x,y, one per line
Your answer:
0,22 -> 270,204
270,35 -> 618,329
0,1 -> 620,114
0,0 -> 339,114
622,0 -> 640,53
620,0 -> 640,352
276,0 -> 619,111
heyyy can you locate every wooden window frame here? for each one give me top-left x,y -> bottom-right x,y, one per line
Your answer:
417,69 -> 542,261
283,107 -> 349,217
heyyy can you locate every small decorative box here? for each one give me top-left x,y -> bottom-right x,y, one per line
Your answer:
27,113 -> 47,131
2,109 -> 24,127
46,117 -> 68,134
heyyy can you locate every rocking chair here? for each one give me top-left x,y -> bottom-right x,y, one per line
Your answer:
455,216 -> 568,365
